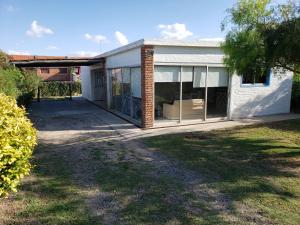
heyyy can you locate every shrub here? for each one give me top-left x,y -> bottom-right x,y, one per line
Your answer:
292,73 -> 300,112
0,67 -> 21,97
0,94 -> 37,197
17,70 -> 41,107
0,50 -> 8,69
38,81 -> 81,97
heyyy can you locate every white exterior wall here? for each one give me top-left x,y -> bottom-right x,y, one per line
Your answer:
106,47 -> 141,68
153,46 -> 224,66
229,71 -> 293,118
80,66 -> 92,101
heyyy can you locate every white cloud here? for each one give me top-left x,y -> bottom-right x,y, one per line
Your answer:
6,5 -> 16,12
84,33 -> 107,44
115,31 -> 128,46
157,23 -> 193,40
7,50 -> 30,55
26,20 -> 54,38
70,51 -> 100,57
46,45 -> 59,50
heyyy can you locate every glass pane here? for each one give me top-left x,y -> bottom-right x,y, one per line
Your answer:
207,67 -> 228,87
193,66 -> 207,88
121,68 -> 131,116
131,67 -> 141,98
154,66 -> 180,82
182,66 -> 193,82
207,87 -> 228,118
182,81 -> 205,120
131,67 -> 142,121
155,82 -> 180,121
111,68 -> 122,112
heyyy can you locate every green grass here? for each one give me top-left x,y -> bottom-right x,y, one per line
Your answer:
93,147 -> 195,225
9,144 -> 102,225
145,119 -> 300,225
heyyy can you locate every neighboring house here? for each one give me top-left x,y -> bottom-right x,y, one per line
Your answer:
76,39 -> 292,128
8,55 -> 84,81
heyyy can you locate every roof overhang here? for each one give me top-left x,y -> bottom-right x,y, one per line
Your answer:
10,58 -> 104,67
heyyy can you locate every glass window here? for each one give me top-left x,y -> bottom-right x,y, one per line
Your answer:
242,68 -> 270,85
40,68 -> 49,74
154,66 -> 180,82
111,68 -> 122,112
109,67 -> 142,122
59,68 -> 68,74
154,66 -> 180,121
121,68 -> 131,116
193,67 -> 207,88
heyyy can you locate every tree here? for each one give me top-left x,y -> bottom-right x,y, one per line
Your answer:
0,50 -> 8,69
222,0 -> 300,75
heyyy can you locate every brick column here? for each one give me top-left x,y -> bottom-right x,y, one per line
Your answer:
141,45 -> 154,128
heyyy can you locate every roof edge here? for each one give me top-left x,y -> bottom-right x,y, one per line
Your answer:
95,39 -> 145,58
94,38 -> 222,58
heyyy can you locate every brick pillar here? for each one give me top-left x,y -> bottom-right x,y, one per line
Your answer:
141,45 -> 154,128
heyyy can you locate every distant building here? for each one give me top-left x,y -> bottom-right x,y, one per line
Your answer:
8,55 -> 84,82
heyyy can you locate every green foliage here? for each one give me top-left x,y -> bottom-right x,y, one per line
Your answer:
292,70 -> 300,112
39,81 -> 81,97
0,94 -> 37,197
222,0 -> 300,75
0,67 -> 20,97
0,66 -> 41,107
0,50 -> 8,69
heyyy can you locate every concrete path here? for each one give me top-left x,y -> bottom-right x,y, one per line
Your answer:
30,98 -> 300,141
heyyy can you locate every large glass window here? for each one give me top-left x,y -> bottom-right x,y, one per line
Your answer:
131,67 -> 142,121
154,65 -> 229,123
109,67 -> 141,122
154,66 -> 180,121
111,68 -> 122,112
182,66 -> 205,120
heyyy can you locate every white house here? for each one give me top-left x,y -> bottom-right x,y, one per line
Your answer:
81,39 -> 293,129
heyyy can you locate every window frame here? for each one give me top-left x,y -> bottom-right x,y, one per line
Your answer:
241,69 -> 271,87
58,68 -> 68,74
40,68 -> 50,74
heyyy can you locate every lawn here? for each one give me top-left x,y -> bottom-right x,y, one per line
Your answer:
145,119 -> 300,225
1,118 -> 299,225
0,143 -> 102,225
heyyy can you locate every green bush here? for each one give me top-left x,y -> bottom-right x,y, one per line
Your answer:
0,93 -> 37,197
0,66 -> 41,107
0,68 -> 20,97
39,81 -> 81,97
292,73 -> 300,112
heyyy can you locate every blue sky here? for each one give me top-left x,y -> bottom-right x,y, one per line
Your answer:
0,0 -> 285,56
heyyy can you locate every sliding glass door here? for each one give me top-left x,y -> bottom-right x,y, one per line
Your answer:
109,67 -> 142,122
154,65 -> 228,123
154,66 -> 180,121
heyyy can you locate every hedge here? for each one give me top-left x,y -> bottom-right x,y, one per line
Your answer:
292,73 -> 300,113
0,94 -> 37,197
38,81 -> 81,97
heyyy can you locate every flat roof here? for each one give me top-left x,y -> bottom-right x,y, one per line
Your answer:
95,38 -> 222,58
10,57 -> 103,67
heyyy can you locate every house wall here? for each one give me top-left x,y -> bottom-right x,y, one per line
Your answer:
141,45 -> 154,128
105,47 -> 141,68
153,46 -> 224,66
80,66 -> 92,101
36,67 -> 72,81
229,71 -> 293,118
